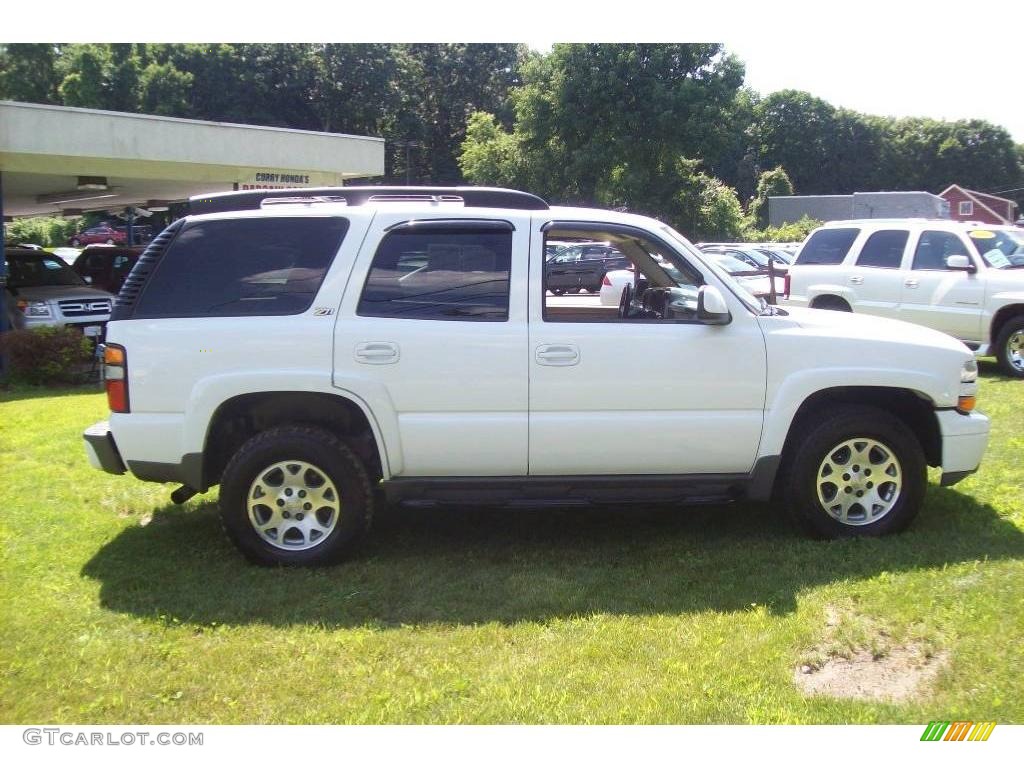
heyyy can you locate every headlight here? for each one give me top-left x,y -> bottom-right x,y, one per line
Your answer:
958,359 -> 978,412
19,300 -> 53,318
961,359 -> 978,384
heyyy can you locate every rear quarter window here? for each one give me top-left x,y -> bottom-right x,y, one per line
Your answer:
132,217 -> 348,318
795,228 -> 860,266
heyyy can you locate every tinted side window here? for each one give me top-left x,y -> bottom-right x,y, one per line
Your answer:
796,228 -> 860,265
133,217 -> 348,318
856,230 -> 909,269
912,231 -> 969,271
357,228 -> 511,321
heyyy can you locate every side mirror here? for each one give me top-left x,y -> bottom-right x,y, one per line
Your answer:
697,285 -> 732,325
945,254 -> 976,273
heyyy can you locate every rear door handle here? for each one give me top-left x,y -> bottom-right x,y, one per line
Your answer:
535,343 -> 580,366
354,341 -> 399,365
904,279 -> 919,289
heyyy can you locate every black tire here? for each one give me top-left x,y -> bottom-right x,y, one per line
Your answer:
781,405 -> 926,539
219,425 -> 373,566
994,315 -> 1024,378
812,296 -> 851,312
569,287 -> 582,294
551,288 -> 566,296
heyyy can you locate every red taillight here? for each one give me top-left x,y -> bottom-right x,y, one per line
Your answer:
602,274 -> 612,286
783,272 -> 791,299
104,344 -> 129,413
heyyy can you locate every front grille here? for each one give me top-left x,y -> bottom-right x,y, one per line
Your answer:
112,219 -> 184,320
59,299 -> 112,317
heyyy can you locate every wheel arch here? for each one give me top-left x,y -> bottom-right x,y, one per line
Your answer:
779,386 -> 942,474
809,293 -> 852,311
990,303 -> 1024,345
201,390 -> 388,490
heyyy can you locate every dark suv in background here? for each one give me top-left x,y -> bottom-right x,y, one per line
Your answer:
545,243 -> 630,294
72,246 -> 143,294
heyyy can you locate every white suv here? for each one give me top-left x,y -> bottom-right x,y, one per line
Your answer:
783,220 -> 1024,377
82,188 -> 989,566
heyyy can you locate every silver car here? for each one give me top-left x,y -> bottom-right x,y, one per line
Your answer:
4,248 -> 114,337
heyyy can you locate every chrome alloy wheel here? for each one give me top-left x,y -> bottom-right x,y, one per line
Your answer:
815,438 -> 902,526
246,460 -> 340,551
1007,330 -> 1024,373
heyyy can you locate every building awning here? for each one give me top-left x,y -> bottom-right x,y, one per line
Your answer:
0,100 -> 386,217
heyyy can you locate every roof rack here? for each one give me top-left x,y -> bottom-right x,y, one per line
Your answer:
189,186 -> 549,214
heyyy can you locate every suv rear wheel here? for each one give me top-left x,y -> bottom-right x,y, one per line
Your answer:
782,405 -> 926,538
994,315 -> 1024,378
219,425 -> 373,566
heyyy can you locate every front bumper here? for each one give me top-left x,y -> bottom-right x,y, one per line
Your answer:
83,420 -> 126,475
936,409 -> 989,486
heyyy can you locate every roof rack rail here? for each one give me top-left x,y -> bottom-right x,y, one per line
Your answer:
189,186 -> 549,214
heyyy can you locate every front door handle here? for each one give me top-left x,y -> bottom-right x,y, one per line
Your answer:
904,279 -> 919,289
354,341 -> 400,365
849,275 -> 864,285
535,343 -> 580,366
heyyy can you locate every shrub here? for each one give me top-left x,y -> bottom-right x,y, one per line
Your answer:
743,215 -> 822,244
4,216 -> 81,248
0,326 -> 95,385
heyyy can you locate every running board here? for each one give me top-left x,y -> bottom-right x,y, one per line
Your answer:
383,474 -> 750,508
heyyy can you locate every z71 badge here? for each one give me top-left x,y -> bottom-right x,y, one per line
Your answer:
312,307 -> 335,316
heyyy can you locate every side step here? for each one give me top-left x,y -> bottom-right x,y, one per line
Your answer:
384,475 -> 748,508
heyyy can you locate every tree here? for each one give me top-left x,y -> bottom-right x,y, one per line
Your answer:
749,166 -> 794,227
754,90 -> 838,195
389,44 -> 525,185
460,43 -> 746,235
56,44 -> 110,108
0,44 -> 60,104
139,62 -> 193,116
698,176 -> 746,241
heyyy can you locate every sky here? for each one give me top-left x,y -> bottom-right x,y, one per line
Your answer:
724,33 -> 1023,143
520,0 -> 1022,142
7,0 -> 1023,142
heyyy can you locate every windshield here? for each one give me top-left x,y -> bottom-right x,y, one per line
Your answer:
735,248 -> 770,267
967,228 -> 1024,268
659,226 -> 762,312
5,253 -> 86,288
708,253 -> 758,274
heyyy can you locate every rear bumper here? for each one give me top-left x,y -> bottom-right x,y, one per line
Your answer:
83,420 -> 126,475
936,409 -> 989,486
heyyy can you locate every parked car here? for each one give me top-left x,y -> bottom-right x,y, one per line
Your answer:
83,186 -> 988,566
545,242 -> 630,294
72,246 -> 143,294
69,224 -> 127,247
599,267 -> 635,306
3,247 -> 114,336
783,220 -> 1024,377
704,252 -> 785,299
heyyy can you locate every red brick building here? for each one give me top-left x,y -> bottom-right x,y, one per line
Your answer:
939,184 -> 1019,225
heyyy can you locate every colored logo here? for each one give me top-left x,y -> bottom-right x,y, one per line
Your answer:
920,721 -> 996,741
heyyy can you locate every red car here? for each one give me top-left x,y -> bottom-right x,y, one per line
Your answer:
69,224 -> 127,247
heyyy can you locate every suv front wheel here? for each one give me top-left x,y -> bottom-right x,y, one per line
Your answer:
782,405 -> 926,538
219,425 -> 373,566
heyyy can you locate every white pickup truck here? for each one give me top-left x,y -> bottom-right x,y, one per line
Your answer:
83,187 -> 989,566
783,219 -> 1024,377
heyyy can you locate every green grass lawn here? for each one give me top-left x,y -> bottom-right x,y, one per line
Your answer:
1,366 -> 1022,724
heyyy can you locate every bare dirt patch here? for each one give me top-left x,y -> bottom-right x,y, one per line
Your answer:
794,646 -> 949,702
